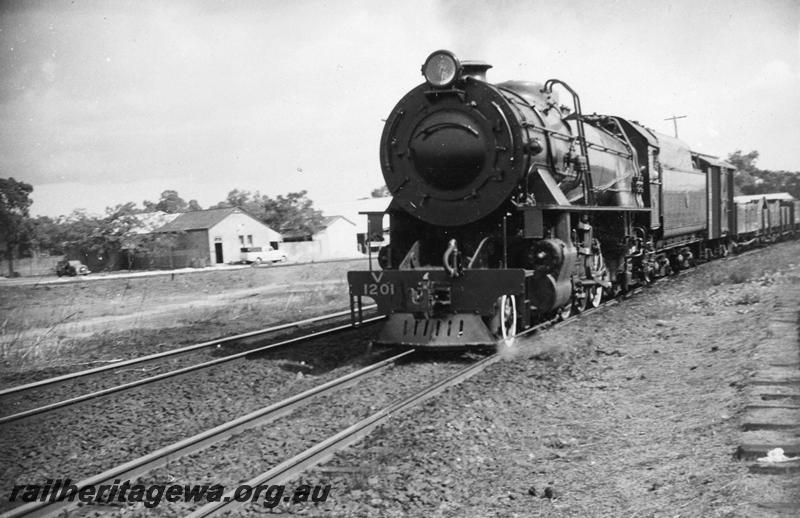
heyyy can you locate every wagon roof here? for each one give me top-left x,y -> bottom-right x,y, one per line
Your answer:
733,192 -> 795,203
694,153 -> 735,169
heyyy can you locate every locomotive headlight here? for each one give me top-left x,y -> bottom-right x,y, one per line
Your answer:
422,50 -> 460,87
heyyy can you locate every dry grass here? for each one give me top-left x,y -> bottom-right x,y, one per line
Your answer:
0,260 -> 366,374
299,240 -> 800,517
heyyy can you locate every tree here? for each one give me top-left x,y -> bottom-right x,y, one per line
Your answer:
261,191 -> 325,236
212,189 -> 325,236
222,189 -> 252,209
56,210 -> 102,250
143,190 -> 188,213
87,203 -> 141,263
727,150 -> 800,198
52,204 -> 143,271
155,190 -> 188,213
30,215 -> 65,255
0,177 -> 34,276
728,150 -> 760,174
209,189 -> 257,211
728,150 -> 761,194
187,199 -> 202,211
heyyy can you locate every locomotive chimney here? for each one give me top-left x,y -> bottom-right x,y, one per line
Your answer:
461,61 -> 492,82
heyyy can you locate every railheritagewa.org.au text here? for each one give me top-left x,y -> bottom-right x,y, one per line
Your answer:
9,479 -> 331,508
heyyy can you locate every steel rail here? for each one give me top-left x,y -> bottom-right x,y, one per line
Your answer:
0,243 -> 762,403
0,349 -> 414,518
2,245 -> 770,516
185,276 -> 643,516
0,305 -> 376,399
187,351 -> 501,517
0,316 -> 384,425
1,306 -> 377,398
186,244 -> 783,516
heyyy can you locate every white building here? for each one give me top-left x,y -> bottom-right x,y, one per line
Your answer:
317,197 -> 392,252
154,207 -> 282,266
317,197 -> 391,235
281,215 -> 359,261
315,216 -> 358,257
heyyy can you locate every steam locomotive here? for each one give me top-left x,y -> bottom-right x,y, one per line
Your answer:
348,50 -> 797,349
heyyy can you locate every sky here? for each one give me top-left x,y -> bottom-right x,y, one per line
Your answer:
1,0 -> 798,217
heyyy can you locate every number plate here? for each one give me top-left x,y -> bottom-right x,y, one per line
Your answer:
362,283 -> 396,296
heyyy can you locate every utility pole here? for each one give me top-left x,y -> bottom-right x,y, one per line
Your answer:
664,114 -> 687,138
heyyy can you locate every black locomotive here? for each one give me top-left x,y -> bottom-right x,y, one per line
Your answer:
348,50 -> 796,349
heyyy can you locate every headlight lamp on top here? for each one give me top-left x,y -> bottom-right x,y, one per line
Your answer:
422,50 -> 461,87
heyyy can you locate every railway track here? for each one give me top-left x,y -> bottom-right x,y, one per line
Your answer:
184,249 -> 775,516
187,351 -> 503,517
0,307 -> 380,424
187,247 -> 791,516
0,244 -> 763,426
1,247 -> 780,517
185,302 -> 621,517
1,292 -> 619,517
1,348 -> 415,518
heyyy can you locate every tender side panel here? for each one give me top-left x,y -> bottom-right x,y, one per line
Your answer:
661,168 -> 708,238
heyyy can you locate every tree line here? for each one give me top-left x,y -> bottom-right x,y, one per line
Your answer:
727,150 -> 800,198
0,185 -> 325,276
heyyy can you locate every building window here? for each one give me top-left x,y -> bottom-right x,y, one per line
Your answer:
247,235 -> 253,246
239,235 -> 244,246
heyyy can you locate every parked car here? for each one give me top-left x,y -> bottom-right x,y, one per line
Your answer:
239,246 -> 287,264
56,259 -> 90,277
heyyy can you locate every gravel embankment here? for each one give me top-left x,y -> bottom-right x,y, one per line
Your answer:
127,358 -> 471,517
3,242 -> 798,517
0,326 -> 382,514
289,240 -> 799,517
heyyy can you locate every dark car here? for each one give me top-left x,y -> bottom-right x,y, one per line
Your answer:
56,260 -> 90,277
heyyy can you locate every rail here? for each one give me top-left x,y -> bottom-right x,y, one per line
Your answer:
0,313 -> 382,424
187,351 -> 500,517
0,306 -> 376,398
0,349 -> 414,518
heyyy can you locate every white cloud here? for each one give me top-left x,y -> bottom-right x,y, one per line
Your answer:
3,0 -> 800,216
